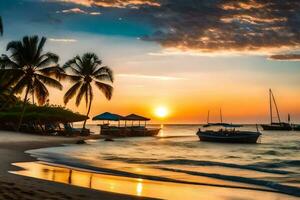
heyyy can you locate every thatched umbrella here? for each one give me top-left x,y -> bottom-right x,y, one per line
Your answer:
123,114 -> 150,127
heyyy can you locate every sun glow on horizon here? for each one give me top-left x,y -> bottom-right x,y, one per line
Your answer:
155,106 -> 169,118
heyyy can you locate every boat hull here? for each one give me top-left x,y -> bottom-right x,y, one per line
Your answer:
293,125 -> 300,131
101,127 -> 160,137
197,131 -> 261,144
261,124 -> 292,131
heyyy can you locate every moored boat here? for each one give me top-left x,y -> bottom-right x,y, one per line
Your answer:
261,89 -> 292,131
261,123 -> 292,131
198,110 -> 260,143
100,125 -> 160,137
93,112 -> 160,137
203,110 -> 243,128
197,129 -> 261,144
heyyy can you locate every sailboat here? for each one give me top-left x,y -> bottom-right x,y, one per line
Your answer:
197,109 -> 260,144
203,109 -> 242,128
261,89 -> 292,131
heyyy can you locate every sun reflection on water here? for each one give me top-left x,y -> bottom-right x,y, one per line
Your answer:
9,162 -> 297,200
136,182 -> 143,196
158,124 -> 164,137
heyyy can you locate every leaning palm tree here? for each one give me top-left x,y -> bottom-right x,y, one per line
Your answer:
63,53 -> 113,131
1,35 -> 64,131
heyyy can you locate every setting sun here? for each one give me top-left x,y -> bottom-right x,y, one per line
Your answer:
155,106 -> 169,118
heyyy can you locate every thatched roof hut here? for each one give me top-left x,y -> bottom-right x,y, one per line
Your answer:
123,114 -> 150,121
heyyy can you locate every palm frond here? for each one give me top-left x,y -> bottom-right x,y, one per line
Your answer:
35,37 -> 47,60
94,81 -> 113,100
12,76 -> 30,94
23,36 -> 39,63
81,53 -> 97,75
63,58 -> 83,75
38,65 -> 66,80
0,55 -> 20,69
69,66 -> 83,76
37,52 -> 59,69
6,41 -> 23,64
33,78 -> 49,105
0,69 -> 24,89
74,55 -> 83,66
94,74 -> 114,82
93,66 -> 114,82
65,74 -> 82,82
76,83 -> 88,107
6,40 -> 22,52
64,81 -> 82,105
35,74 -> 63,90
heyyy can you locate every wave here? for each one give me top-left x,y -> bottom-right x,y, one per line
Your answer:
252,160 -> 300,168
100,157 -> 295,175
26,151 -> 300,197
157,167 -> 300,197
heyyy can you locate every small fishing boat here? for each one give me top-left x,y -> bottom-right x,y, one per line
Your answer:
197,110 -> 260,143
261,123 -> 292,131
261,89 -> 292,131
93,112 -> 160,137
197,129 -> 261,144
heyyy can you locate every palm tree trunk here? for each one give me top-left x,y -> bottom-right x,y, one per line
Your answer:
17,87 -> 30,131
82,98 -> 92,132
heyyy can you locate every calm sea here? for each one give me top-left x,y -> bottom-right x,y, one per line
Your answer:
26,124 -> 300,198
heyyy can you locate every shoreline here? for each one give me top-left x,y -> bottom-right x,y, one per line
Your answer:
0,130 -> 153,200
1,130 -> 299,200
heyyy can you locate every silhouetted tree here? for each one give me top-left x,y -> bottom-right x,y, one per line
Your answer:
63,53 -> 113,131
1,35 -> 64,130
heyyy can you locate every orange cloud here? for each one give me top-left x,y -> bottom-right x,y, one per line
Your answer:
56,7 -> 101,15
221,0 -> 265,10
51,0 -> 160,8
221,15 -> 287,25
269,54 -> 300,61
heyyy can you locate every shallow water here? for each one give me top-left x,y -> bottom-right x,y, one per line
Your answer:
21,124 -> 300,199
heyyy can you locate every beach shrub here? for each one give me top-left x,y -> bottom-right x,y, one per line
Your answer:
0,103 -> 88,123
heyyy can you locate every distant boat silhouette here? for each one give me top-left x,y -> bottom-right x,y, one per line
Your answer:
197,109 -> 260,144
293,125 -> 300,131
203,109 -> 242,128
261,89 -> 292,131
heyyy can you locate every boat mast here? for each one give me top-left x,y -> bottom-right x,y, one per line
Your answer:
269,89 -> 273,124
270,89 -> 281,123
207,110 -> 210,124
220,109 -> 223,123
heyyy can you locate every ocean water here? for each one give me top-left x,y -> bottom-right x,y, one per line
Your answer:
25,124 -> 300,198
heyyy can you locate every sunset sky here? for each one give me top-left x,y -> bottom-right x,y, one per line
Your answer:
0,0 -> 300,123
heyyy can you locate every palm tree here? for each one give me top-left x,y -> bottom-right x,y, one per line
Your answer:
1,35 -> 64,131
63,53 -> 113,131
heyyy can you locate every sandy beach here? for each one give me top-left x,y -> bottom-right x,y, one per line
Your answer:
0,130 -> 152,200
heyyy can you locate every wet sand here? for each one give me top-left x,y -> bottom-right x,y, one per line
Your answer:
0,130 -> 152,200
